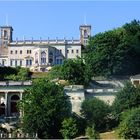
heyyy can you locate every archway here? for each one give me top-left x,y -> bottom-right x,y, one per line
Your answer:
10,95 -> 20,116
0,103 -> 5,116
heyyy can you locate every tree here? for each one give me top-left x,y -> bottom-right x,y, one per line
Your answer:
81,98 -> 110,130
19,78 -> 71,139
0,66 -> 18,80
85,125 -> 99,139
112,82 -> 140,120
61,58 -> 91,85
47,65 -> 62,80
117,107 -> 140,139
84,19 -> 140,77
60,117 -> 78,139
5,67 -> 31,81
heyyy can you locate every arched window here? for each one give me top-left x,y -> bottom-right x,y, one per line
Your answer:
4,30 -> 7,38
35,52 -> 38,64
11,95 -> 20,100
10,95 -> 20,114
84,30 -> 88,38
41,51 -> 46,65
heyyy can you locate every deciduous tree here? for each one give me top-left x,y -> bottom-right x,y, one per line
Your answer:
19,78 -> 71,139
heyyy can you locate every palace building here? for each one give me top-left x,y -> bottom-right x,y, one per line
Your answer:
0,24 -> 91,71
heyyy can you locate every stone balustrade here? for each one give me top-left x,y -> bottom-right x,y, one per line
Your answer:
0,132 -> 37,139
0,81 -> 32,86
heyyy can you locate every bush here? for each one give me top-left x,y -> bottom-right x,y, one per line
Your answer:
117,107 -> 140,139
81,98 -> 111,130
85,125 -> 100,139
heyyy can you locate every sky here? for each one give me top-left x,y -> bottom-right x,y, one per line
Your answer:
0,1 -> 140,40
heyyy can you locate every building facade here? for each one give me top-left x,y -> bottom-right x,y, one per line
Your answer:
0,24 -> 91,71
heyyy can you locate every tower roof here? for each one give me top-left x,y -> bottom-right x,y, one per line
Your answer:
0,26 -> 13,31
80,25 -> 91,29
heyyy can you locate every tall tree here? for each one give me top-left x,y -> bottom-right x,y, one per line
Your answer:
61,58 -> 91,85
81,98 -> 110,130
19,78 -> 71,139
60,117 -> 78,139
85,19 -> 140,77
117,107 -> 140,139
112,82 -> 140,120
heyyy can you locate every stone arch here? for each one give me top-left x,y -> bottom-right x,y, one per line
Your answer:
10,94 -> 20,115
0,103 -> 5,116
84,30 -> 88,38
41,51 -> 46,64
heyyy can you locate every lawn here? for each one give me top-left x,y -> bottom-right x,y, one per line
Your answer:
100,131 -> 119,139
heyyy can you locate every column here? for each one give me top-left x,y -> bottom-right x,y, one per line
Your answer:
20,92 -> 23,100
19,92 -> 23,118
5,92 -> 8,116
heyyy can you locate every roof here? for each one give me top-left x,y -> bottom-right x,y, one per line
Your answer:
0,26 -> 13,30
130,74 -> 140,79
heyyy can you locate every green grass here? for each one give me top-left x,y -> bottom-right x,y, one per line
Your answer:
100,130 -> 119,139
31,72 -> 49,78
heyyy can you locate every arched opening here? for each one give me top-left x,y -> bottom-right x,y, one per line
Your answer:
41,51 -> 46,65
0,103 -> 5,116
84,30 -> 88,38
10,95 -> 20,115
35,52 -> 38,64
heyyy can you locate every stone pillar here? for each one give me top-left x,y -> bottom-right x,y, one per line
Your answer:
20,92 -> 23,100
19,92 -> 23,118
5,92 -> 8,116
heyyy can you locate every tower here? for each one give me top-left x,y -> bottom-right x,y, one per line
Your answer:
0,26 -> 13,56
80,25 -> 91,46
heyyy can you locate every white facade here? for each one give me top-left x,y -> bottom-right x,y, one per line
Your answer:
0,25 -> 91,71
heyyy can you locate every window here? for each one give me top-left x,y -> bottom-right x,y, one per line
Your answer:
27,50 -> 31,54
20,50 -> 22,54
3,41 -> 7,47
4,30 -> 7,38
20,60 -> 22,66
84,30 -> 88,38
10,60 -> 13,66
15,60 -> 17,66
2,60 -> 5,66
35,52 -> 38,64
10,51 -> 13,54
56,59 -> 59,64
26,59 -> 32,66
76,50 -> 79,53
15,50 -> 17,54
41,51 -> 46,65
71,50 -> 74,53
26,60 -> 28,66
67,50 -> 69,53
60,59 -> 62,64
29,60 -> 32,66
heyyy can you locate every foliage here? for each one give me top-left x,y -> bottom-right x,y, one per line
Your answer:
117,107 -> 140,139
6,67 -> 30,81
81,98 -> 111,130
61,58 -> 92,85
85,125 -> 100,139
19,78 -> 71,139
0,66 -> 18,80
47,65 -> 63,80
60,117 -> 78,139
112,82 -> 140,120
85,19 -> 140,77
72,113 -> 87,136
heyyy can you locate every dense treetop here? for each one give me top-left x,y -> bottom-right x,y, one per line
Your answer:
85,19 -> 140,77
